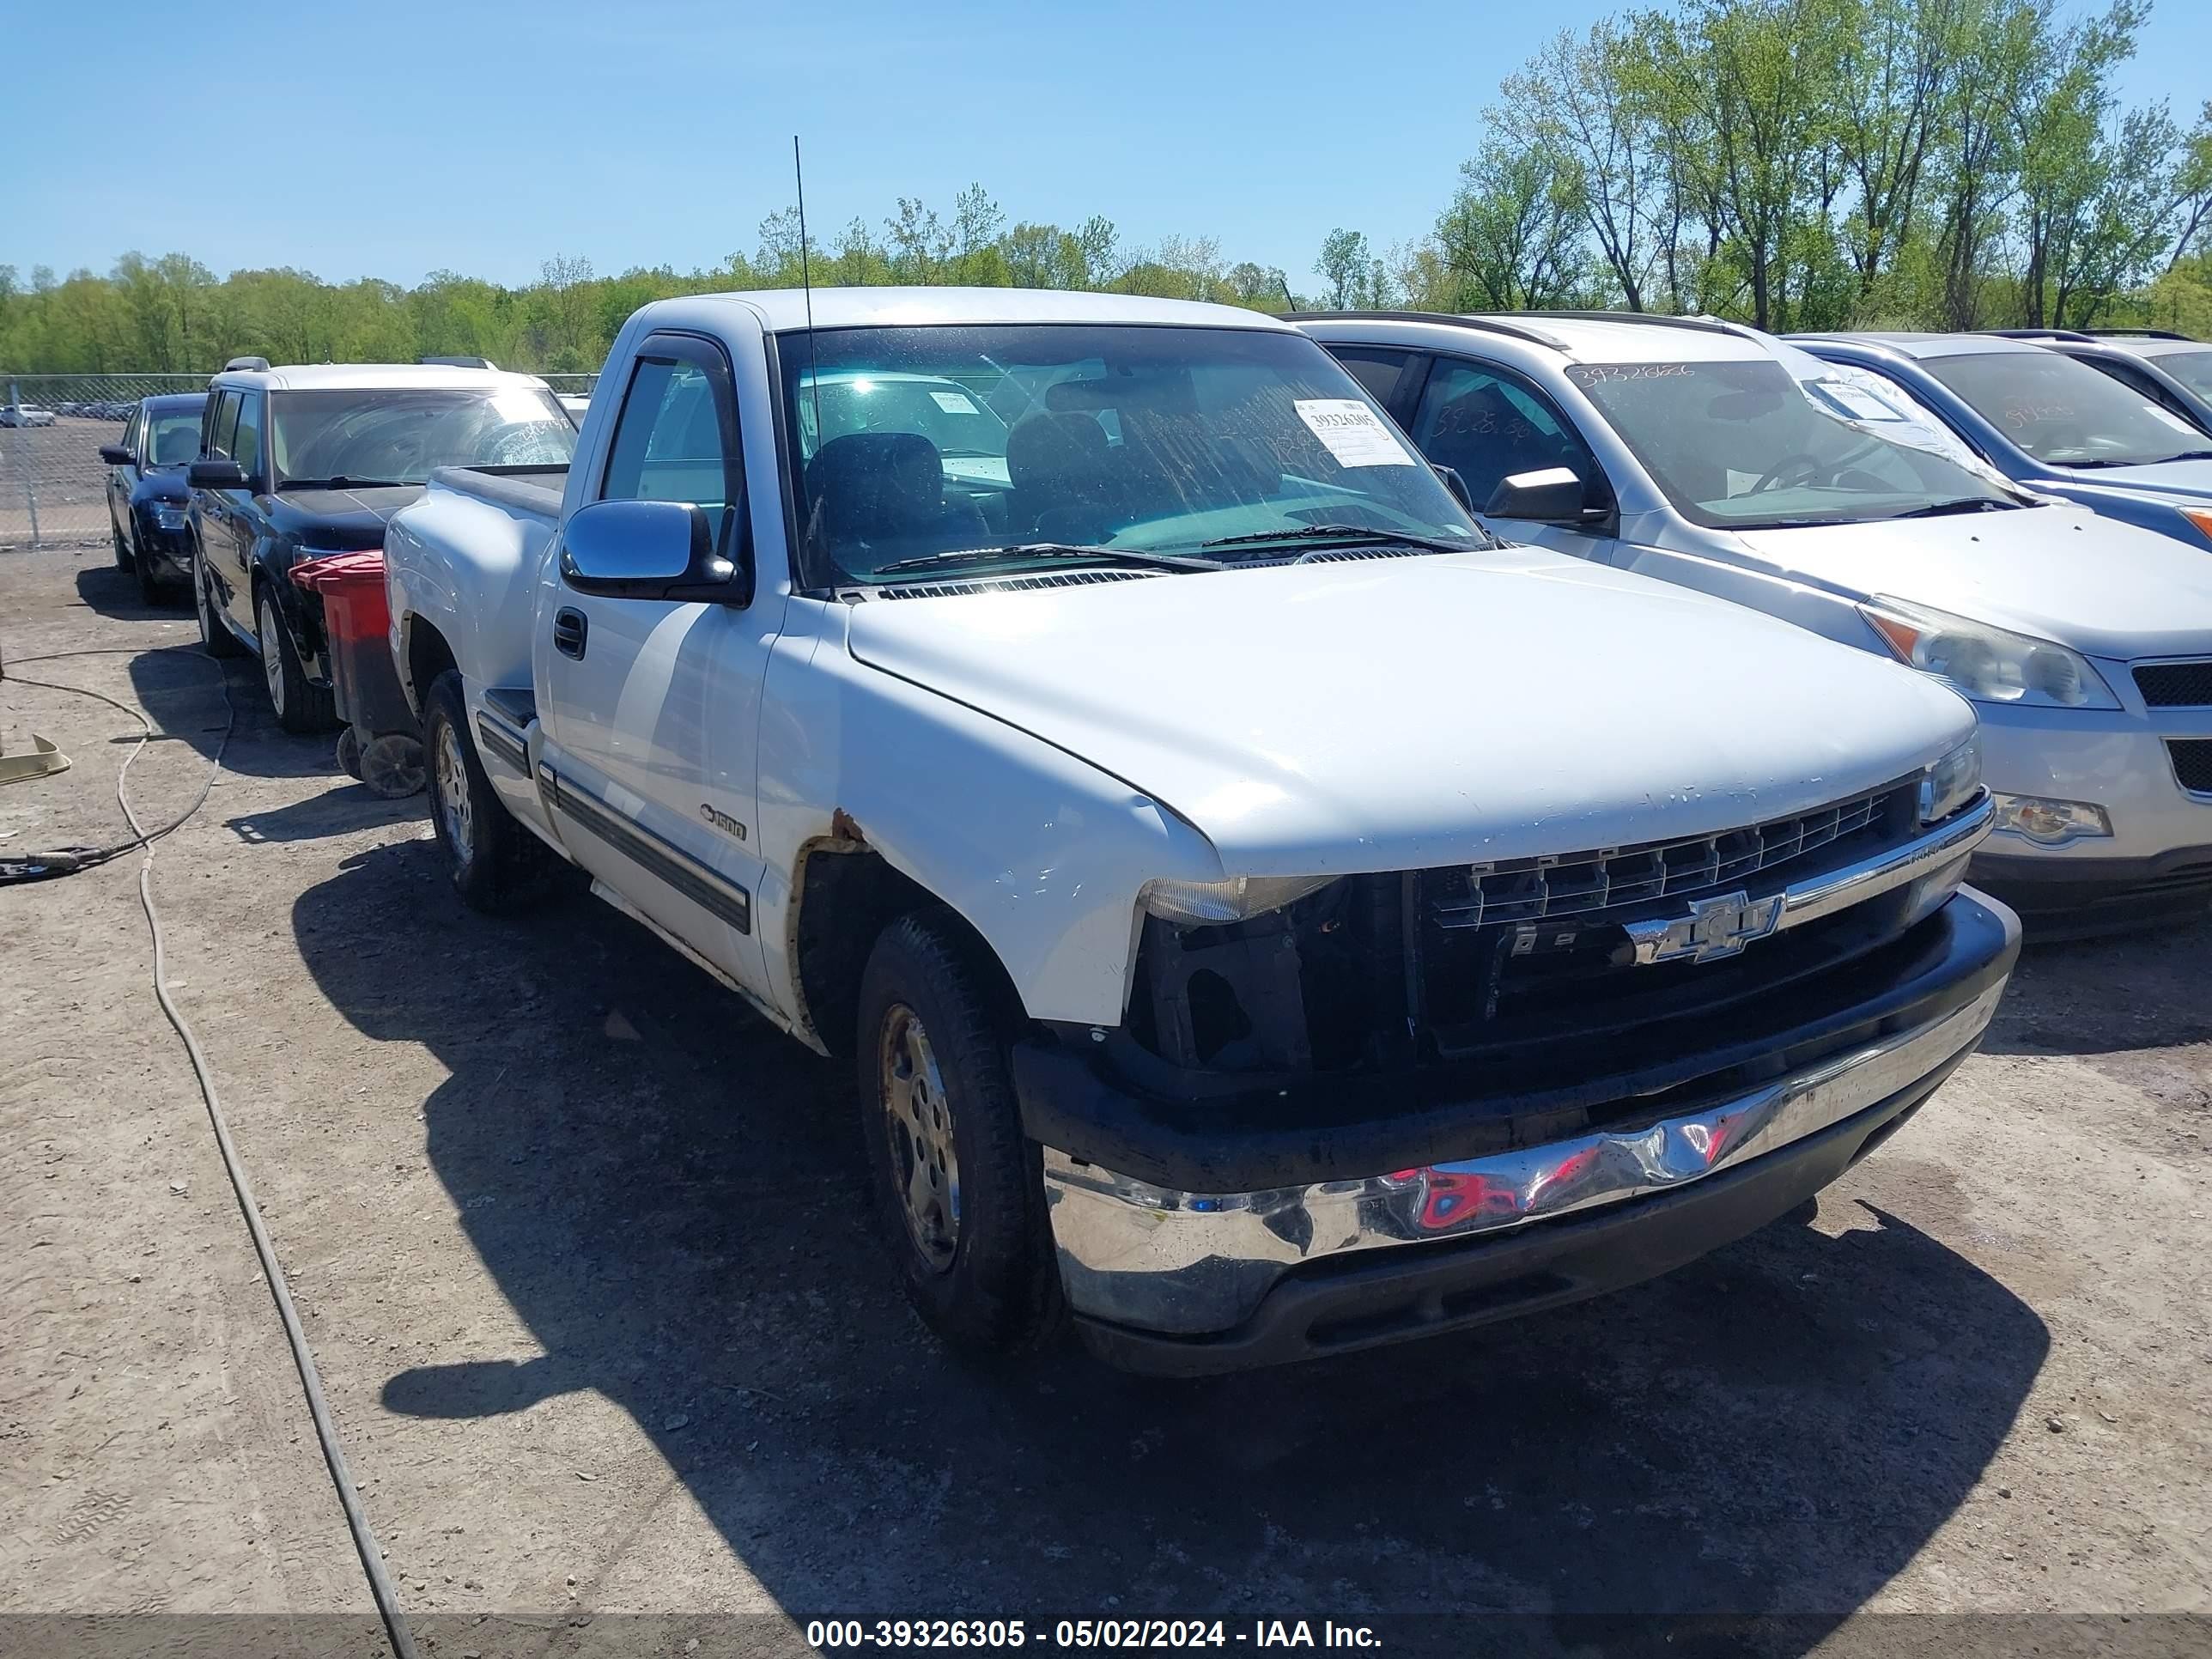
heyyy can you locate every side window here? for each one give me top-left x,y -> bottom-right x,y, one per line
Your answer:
204,391 -> 241,462
1328,348 -> 1416,414
1411,358 -> 1603,514
231,392 -> 264,478
125,407 -> 145,459
600,343 -> 740,550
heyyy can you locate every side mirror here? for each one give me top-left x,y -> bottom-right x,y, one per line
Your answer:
559,499 -> 747,604
100,444 -> 136,466
1484,466 -> 1586,523
188,459 -> 248,490
1431,463 -> 1474,514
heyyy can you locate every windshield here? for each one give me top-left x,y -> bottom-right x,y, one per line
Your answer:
1565,359 -> 2016,528
778,324 -> 1483,584
147,408 -> 204,466
270,386 -> 576,485
2149,349 -> 2212,402
1921,349 -> 2211,467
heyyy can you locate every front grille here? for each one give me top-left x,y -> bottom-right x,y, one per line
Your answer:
2135,660 -> 2212,708
1428,787 -> 1887,931
2171,739 -> 2212,794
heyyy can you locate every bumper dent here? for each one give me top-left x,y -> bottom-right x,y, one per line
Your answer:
1039,890 -> 2019,1361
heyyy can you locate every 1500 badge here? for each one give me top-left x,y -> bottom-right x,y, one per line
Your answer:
700,802 -> 746,841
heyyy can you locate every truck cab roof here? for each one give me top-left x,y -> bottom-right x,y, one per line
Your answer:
653,285 -> 1297,337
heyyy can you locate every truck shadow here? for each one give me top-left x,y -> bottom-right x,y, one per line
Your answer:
293,842 -> 2048,1633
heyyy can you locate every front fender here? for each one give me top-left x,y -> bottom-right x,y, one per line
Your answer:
757,600 -> 1224,1030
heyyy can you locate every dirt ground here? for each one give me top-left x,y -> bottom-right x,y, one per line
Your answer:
3,543 -> 2209,1657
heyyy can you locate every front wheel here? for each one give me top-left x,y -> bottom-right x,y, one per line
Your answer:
132,517 -> 167,606
112,510 -> 132,571
423,670 -> 558,913
258,589 -> 337,734
856,912 -> 1061,1354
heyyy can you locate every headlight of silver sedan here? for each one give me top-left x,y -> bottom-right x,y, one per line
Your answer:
1860,596 -> 2119,709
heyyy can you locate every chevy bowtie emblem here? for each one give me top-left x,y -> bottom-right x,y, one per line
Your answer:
1632,890 -> 1785,964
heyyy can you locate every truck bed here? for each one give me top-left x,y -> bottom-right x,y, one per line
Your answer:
387,465 -> 572,720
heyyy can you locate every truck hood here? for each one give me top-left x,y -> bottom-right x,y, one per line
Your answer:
1729,505 -> 2212,660
843,550 -> 1973,875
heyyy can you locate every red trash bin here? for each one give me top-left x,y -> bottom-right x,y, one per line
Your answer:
290,551 -> 424,798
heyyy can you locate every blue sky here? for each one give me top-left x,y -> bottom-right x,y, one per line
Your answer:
3,0 -> 2206,293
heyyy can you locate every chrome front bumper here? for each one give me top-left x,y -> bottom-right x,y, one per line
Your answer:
1044,977 -> 2005,1340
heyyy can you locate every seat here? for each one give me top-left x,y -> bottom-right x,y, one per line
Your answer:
1004,412 -> 1122,541
803,431 -> 987,562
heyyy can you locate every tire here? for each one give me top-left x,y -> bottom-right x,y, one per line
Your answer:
257,588 -> 337,734
423,669 -> 557,913
856,911 -> 1062,1354
194,544 -> 244,659
132,518 -> 167,607
335,725 -> 365,780
112,510 -> 132,570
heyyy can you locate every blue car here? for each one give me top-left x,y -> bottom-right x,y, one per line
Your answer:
1789,331 -> 2212,550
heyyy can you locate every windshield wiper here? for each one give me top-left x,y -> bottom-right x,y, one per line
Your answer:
1886,497 -> 2018,519
278,475 -> 408,491
1199,524 -> 1488,556
869,543 -> 1218,579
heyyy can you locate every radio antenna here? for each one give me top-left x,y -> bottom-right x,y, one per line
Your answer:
793,135 -> 827,557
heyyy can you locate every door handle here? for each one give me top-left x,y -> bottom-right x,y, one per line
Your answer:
553,607 -> 588,659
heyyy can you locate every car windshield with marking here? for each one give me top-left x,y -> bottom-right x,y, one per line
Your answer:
1565,359 -> 2019,529
270,386 -> 577,487
1920,349 -> 2212,466
777,324 -> 1485,585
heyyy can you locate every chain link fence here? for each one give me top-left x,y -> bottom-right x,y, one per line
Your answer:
0,369 -> 601,552
1,374 -> 209,551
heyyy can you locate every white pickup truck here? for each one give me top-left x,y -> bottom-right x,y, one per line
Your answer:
385,288 -> 2016,1372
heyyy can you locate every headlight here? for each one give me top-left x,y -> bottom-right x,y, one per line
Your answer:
150,501 -> 189,531
1140,873 -> 1338,924
1860,597 -> 2119,709
1918,732 -> 1984,824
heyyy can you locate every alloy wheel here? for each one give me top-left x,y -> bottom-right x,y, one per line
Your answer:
257,596 -> 287,720
878,1004 -> 960,1271
434,718 -> 475,863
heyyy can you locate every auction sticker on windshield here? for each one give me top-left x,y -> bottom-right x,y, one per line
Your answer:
929,390 -> 979,414
1295,398 -> 1416,466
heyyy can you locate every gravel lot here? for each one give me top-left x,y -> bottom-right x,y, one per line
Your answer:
3,543 -> 2209,1657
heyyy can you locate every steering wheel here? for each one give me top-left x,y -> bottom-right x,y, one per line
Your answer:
1750,453 -> 1824,494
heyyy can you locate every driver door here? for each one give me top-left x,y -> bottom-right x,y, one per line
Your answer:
1406,356 -> 1620,565
535,329 -> 783,999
